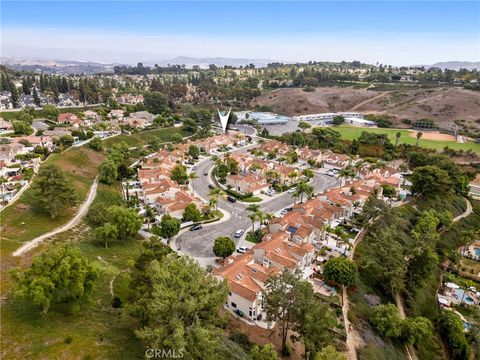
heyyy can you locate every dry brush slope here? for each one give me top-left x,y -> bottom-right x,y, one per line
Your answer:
253,87 -> 480,131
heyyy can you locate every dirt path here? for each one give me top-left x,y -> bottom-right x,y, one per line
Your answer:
12,178 -> 99,257
349,91 -> 390,111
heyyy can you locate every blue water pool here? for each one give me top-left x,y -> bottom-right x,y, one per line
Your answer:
475,248 -> 480,256
454,288 -> 475,305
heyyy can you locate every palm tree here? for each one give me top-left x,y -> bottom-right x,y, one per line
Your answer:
145,205 -> 155,230
460,229 -> 478,256
294,181 -> 314,203
265,170 -> 280,186
246,204 -> 261,232
208,187 -> 223,211
416,131 -> 423,147
337,168 -> 354,187
395,132 -> 401,146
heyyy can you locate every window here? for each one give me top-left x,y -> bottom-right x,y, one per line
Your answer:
231,302 -> 237,308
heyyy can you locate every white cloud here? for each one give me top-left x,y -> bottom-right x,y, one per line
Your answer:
1,27 -> 478,65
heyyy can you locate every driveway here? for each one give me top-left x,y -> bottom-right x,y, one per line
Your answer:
177,152 -> 338,258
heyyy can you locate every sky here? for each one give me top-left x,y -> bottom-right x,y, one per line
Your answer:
1,1 -> 479,66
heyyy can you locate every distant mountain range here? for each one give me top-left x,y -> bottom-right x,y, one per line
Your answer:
2,56 -> 479,75
0,57 -> 117,74
418,61 -> 480,71
147,56 -> 280,68
1,56 -> 280,74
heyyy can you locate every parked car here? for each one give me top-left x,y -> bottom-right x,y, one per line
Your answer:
208,184 -> 215,189
280,209 -> 288,215
190,224 -> 203,231
227,195 -> 237,203
234,229 -> 245,238
266,189 -> 276,196
234,309 -> 244,317
204,171 -> 209,176
237,246 -> 249,253
287,187 -> 296,194
192,166 -> 196,170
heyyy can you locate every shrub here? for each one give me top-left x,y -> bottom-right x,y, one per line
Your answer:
112,296 -> 123,308
228,331 -> 253,352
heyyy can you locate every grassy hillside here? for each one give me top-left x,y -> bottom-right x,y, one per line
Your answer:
0,183 -> 146,360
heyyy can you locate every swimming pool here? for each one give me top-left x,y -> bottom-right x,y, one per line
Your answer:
474,247 -> 480,257
454,288 -> 475,305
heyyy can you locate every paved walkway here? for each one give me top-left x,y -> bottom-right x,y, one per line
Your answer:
12,178 -> 99,256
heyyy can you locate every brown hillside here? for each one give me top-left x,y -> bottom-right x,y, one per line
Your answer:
252,87 -> 480,131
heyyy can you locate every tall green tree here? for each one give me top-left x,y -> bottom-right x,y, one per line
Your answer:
12,246 -> 97,313
12,121 -> 33,135
370,303 -> 403,338
31,164 -> 77,218
94,222 -> 118,249
130,255 -> 228,359
154,214 -> 180,242
106,205 -> 142,239
143,91 -> 169,114
212,236 -> 236,259
294,181 -> 314,203
323,257 -> 357,287
439,310 -> 469,360
99,159 -> 118,185
42,104 -> 59,121
188,144 -> 200,159
411,165 -> 452,197
263,268 -> 330,356
171,164 -> 189,185
183,203 -> 202,222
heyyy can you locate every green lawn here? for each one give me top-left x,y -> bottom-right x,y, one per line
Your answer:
103,127 -> 192,148
333,126 -> 480,153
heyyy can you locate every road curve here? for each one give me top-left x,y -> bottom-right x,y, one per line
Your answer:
177,153 -> 338,258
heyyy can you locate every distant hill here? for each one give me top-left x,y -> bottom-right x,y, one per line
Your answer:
418,61 -> 480,71
149,56 -> 282,68
0,57 -> 118,74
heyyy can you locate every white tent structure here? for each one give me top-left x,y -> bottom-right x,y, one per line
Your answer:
217,108 -> 231,132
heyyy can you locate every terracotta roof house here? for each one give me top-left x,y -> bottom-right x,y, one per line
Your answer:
83,110 -> 100,122
213,228 -> 315,322
226,172 -> 269,195
58,113 -> 81,125
155,187 -> 203,218
213,253 -> 279,321
108,109 -> 124,121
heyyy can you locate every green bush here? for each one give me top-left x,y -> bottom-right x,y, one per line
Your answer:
228,331 -> 253,352
225,188 -> 254,200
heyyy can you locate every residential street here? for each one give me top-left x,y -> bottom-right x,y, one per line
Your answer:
177,149 -> 339,258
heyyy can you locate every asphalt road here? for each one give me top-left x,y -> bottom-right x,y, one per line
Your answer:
178,150 -> 338,258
